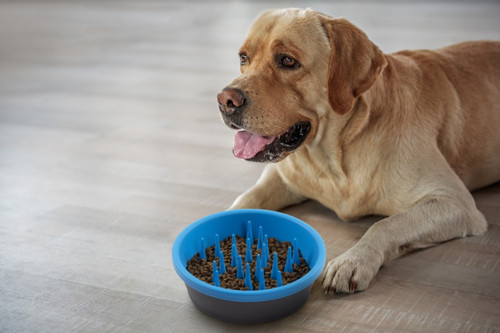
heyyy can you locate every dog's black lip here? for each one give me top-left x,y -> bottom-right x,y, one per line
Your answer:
246,121 -> 311,162
278,121 -> 311,148
229,122 -> 242,130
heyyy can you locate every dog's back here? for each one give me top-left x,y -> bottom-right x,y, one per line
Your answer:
390,41 -> 500,190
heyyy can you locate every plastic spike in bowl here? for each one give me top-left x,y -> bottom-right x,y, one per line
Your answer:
172,209 -> 326,324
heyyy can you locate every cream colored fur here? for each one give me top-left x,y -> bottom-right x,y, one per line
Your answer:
223,8 -> 500,293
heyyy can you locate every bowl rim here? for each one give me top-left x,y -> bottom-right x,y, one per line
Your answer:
172,209 -> 326,302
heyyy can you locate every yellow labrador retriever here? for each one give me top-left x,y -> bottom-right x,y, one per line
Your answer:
217,8 -> 500,293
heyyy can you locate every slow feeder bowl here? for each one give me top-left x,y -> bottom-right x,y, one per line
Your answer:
172,209 -> 326,324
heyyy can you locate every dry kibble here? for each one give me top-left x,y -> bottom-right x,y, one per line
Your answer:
186,235 -> 310,290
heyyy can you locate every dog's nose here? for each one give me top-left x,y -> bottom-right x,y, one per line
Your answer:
217,88 -> 246,114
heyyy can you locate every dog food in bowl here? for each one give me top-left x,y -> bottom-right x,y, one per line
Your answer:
186,232 -> 311,290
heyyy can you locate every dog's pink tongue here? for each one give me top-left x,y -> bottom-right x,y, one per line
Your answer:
233,130 -> 276,159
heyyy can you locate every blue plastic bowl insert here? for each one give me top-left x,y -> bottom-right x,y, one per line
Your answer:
172,209 -> 326,324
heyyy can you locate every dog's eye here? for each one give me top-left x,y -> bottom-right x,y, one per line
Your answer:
240,53 -> 248,65
279,55 -> 300,69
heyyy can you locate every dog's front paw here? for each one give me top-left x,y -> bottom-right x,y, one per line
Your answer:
321,246 -> 382,294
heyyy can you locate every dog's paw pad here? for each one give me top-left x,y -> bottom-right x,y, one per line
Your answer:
321,250 -> 379,294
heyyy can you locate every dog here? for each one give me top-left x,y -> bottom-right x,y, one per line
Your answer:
217,8 -> 500,293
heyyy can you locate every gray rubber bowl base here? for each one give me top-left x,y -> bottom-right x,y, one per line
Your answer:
186,285 -> 312,324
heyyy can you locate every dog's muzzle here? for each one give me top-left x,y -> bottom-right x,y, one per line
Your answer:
217,88 -> 311,162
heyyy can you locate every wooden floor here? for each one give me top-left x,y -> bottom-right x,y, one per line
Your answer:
1,1 -> 499,332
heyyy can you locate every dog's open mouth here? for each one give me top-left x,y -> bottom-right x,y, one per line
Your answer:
233,122 -> 311,162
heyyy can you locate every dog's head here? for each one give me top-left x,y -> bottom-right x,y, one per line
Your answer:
218,8 -> 386,162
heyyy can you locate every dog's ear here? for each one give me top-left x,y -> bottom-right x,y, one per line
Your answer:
320,16 -> 387,114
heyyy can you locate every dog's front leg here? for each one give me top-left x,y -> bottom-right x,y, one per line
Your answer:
321,191 -> 487,293
229,164 -> 306,210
